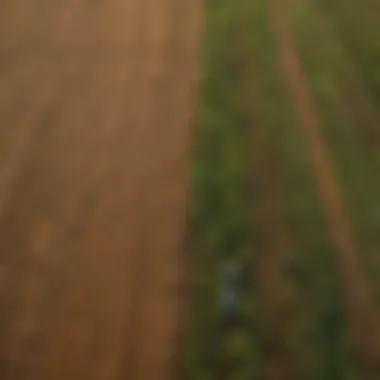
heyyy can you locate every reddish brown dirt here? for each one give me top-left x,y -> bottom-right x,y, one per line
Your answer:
267,0 -> 380,378
0,0 -> 202,379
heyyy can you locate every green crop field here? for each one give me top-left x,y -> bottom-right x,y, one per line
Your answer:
187,0 -> 380,379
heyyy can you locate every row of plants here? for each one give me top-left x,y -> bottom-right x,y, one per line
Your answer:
187,1 -> 257,379
187,0 -> 378,378
290,0 -> 380,319
288,0 -> 380,377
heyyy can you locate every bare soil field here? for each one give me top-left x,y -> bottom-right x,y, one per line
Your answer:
0,1 -> 202,379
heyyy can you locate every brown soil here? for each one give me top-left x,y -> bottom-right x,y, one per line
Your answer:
267,0 -> 380,378
0,0 -> 202,379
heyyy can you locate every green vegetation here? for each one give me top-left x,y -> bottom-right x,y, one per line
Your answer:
247,1 -> 355,378
188,0 -> 380,379
187,1 -> 257,379
290,0 -> 380,306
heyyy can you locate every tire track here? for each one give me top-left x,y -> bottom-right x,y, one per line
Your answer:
267,0 -> 380,377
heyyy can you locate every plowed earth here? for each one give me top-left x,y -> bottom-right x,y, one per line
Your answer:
0,1 -> 202,379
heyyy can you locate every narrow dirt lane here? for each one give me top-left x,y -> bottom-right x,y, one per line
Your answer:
0,1 -> 202,379
267,0 -> 380,377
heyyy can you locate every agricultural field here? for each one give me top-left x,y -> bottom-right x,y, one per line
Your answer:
187,0 -> 380,379
1,0 -> 380,379
0,1 -> 201,380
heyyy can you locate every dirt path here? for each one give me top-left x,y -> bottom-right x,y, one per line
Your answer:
267,0 -> 380,377
0,1 -> 201,379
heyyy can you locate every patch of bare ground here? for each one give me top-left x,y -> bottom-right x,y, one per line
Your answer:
0,0 -> 202,379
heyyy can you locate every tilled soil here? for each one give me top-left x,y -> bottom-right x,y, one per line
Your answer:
0,1 -> 202,379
